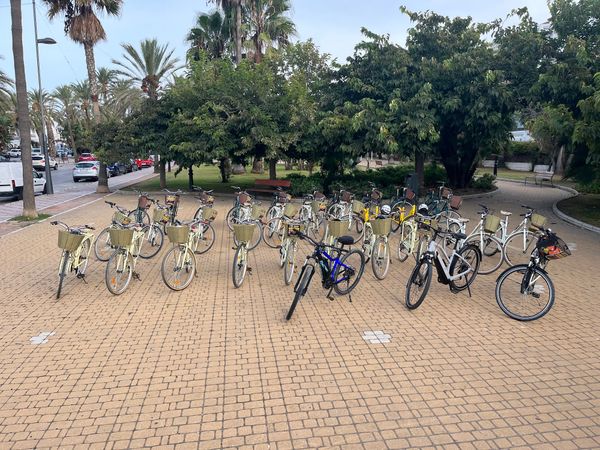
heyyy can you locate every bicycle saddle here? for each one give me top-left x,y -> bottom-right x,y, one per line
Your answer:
500,210 -> 512,216
451,232 -> 467,241
337,235 -> 355,246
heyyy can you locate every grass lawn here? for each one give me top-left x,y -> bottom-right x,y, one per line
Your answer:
556,194 -> 600,228
10,213 -> 52,222
476,167 -> 578,189
129,164 -> 311,193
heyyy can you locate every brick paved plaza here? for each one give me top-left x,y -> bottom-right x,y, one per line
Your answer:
0,181 -> 598,449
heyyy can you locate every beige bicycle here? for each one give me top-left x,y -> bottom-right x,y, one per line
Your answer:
105,224 -> 146,295
160,222 -> 201,291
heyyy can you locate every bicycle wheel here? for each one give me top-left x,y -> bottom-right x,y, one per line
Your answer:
232,245 -> 248,288
226,206 -> 241,231
127,208 -> 150,226
263,217 -> 285,248
309,216 -> 325,242
415,234 -> 429,262
361,225 -> 374,262
405,260 -> 432,309
333,249 -> 366,295
371,237 -> 390,280
76,239 -> 91,276
448,244 -> 481,292
339,214 -> 364,243
466,234 -> 503,275
495,264 -> 555,321
279,238 -> 289,268
438,210 -> 461,232
105,250 -> 133,295
286,264 -> 314,320
191,222 -> 216,254
391,201 -> 412,232
57,251 -> 70,299
94,227 -> 114,261
284,241 -> 296,285
503,232 -> 536,267
266,205 -> 281,222
161,245 -> 196,291
138,224 -> 164,259
397,222 -> 415,262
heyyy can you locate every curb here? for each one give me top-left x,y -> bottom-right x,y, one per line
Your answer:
460,187 -> 499,199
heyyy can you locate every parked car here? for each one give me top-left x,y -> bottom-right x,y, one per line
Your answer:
31,147 -> 42,155
32,155 -> 59,171
77,152 -> 96,162
107,162 -> 128,177
0,161 -> 46,198
8,148 -> 21,158
134,157 -> 154,169
73,161 -> 100,182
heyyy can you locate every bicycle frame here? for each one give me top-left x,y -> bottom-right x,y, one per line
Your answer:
58,233 -> 93,274
423,238 -> 473,283
295,245 -> 353,292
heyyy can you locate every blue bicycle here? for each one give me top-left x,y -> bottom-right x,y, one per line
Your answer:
286,231 -> 366,320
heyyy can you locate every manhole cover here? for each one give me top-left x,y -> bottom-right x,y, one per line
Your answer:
362,330 -> 391,344
30,332 -> 55,345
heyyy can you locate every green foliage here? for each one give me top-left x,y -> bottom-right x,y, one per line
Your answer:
471,173 -> 496,190
504,141 -> 550,164
0,113 -> 13,151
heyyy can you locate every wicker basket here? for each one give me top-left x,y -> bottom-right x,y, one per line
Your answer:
371,218 -> 391,235
484,215 -> 501,233
113,211 -> 131,225
449,195 -> 462,210
166,225 -> 190,244
165,194 -> 179,205
311,201 -> 326,214
233,224 -> 256,243
352,200 -> 365,215
138,195 -> 150,209
283,203 -> 299,218
238,193 -> 251,205
529,213 -> 548,231
538,235 -> 571,260
441,187 -> 452,199
109,228 -> 134,247
58,230 -> 85,252
327,220 -> 346,238
251,205 -> 267,220
202,207 -> 218,221
153,208 -> 168,223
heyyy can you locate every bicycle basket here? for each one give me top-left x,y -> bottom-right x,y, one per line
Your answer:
314,191 -> 326,201
57,230 -> 85,252
529,213 -> 548,231
341,191 -> 353,203
371,218 -> 391,235
285,222 -> 306,237
233,224 -> 256,243
283,203 -> 299,218
537,234 -> 571,260
484,215 -> 501,233
238,193 -> 251,205
251,205 -> 267,220
371,189 -> 382,201
311,201 -> 326,214
441,187 -> 452,199
406,189 -> 416,201
108,228 -> 134,247
352,200 -> 365,215
113,211 -> 131,225
166,225 -> 190,244
202,207 -> 218,221
165,194 -> 179,206
199,192 -> 214,204
327,220 -> 346,238
152,208 -> 168,223
138,195 -> 150,209
449,195 -> 462,210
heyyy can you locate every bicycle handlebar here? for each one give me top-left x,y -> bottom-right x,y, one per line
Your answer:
51,220 -> 94,231
163,189 -> 182,194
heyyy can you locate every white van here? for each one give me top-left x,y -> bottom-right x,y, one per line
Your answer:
0,161 -> 47,199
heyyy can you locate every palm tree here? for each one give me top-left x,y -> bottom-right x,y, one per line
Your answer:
0,57 -> 14,111
104,79 -> 143,118
43,0 -> 123,193
245,0 -> 296,62
71,79 -> 92,125
53,84 -> 77,150
29,89 -> 58,156
96,67 -> 116,104
210,0 -> 246,63
186,10 -> 232,60
10,0 -> 37,217
111,39 -> 181,100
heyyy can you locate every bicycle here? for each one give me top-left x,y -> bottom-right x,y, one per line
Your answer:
281,219 -> 305,285
126,190 -> 152,225
405,219 -> 482,310
191,186 -> 215,220
52,221 -> 95,299
286,231 -> 366,320
502,206 -> 547,267
359,207 -> 392,279
161,221 -> 201,291
231,223 -> 257,288
265,187 -> 291,223
389,186 -> 416,232
226,186 -> 253,230
104,223 -> 147,295
263,202 -> 299,249
163,189 -> 182,228
495,226 -> 570,321
460,204 -> 505,275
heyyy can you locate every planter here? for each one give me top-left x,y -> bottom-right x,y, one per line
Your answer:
505,162 -> 532,172
482,160 -> 496,168
534,164 -> 551,172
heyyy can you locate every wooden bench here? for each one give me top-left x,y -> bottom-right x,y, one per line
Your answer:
524,170 -> 555,187
247,179 -> 292,196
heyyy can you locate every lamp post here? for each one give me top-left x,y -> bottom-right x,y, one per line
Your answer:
32,0 -> 56,194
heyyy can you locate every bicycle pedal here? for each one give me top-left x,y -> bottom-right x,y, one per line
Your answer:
326,295 -> 334,301
247,267 -> 253,273
133,272 -> 142,281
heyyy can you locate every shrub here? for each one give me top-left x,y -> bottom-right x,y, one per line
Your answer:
471,173 -> 496,191
504,141 -> 550,165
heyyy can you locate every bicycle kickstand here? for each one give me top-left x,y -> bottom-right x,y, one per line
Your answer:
347,293 -> 353,303
466,283 -> 472,298
133,272 -> 142,281
326,287 -> 334,301
76,273 -> 87,283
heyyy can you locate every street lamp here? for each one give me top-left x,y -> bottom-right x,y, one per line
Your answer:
32,0 -> 56,194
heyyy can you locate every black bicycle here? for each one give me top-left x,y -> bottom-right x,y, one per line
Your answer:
286,231 -> 366,320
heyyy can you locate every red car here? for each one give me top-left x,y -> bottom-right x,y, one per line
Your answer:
77,152 -> 96,162
135,157 -> 154,169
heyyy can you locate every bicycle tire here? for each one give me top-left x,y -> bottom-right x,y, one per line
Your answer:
105,250 -> 133,295
495,264 -> 555,321
77,239 -> 91,276
371,236 -> 390,280
397,222 -> 414,262
286,264 -> 314,320
448,244 -> 481,292
94,227 -> 114,262
361,225 -> 374,262
232,245 -> 248,288
333,249 -> 365,295
191,222 -> 215,254
284,241 -> 296,285
466,234 -> 504,275
161,245 -> 196,291
225,206 -> 240,231
503,231 -> 536,267
405,259 -> 432,310
127,208 -> 150,226
339,214 -> 364,243
57,250 -> 70,299
138,224 -> 164,259
415,234 -> 429,262
263,217 -> 284,248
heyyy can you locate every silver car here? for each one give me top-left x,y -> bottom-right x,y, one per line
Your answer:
73,161 -> 100,182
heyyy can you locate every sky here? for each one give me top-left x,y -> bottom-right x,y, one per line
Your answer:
0,0 -> 551,92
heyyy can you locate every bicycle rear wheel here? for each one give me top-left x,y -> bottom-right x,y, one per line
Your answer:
503,232 -> 536,267
57,251 -> 70,299
139,224 -> 164,259
232,245 -> 248,288
371,237 -> 390,280
286,264 -> 314,320
495,264 -> 555,321
192,222 -> 216,254
405,259 -> 432,309
263,217 -> 285,248
397,222 -> 415,262
283,241 -> 296,285
127,208 -> 150,226
94,227 -> 114,261
333,249 -> 365,295
448,244 -> 481,292
105,250 -> 133,295
161,245 -> 196,291
466,234 -> 503,275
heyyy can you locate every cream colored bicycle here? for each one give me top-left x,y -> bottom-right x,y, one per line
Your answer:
105,224 -> 146,295
161,221 -> 202,291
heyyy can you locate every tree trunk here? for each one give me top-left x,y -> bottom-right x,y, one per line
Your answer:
415,151 -> 425,195
188,166 -> 193,191
10,0 -> 37,218
84,42 -> 108,193
308,160 -> 314,176
46,120 -> 56,157
66,112 -> 76,151
251,157 -> 264,174
284,159 -> 293,170
159,159 -> 166,189
268,159 -> 277,179
168,161 -> 172,173
232,163 -> 245,174
219,157 -> 231,182
235,1 -> 242,63
554,145 -> 565,176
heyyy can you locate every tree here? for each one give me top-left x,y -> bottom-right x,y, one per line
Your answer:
29,89 -> 58,156
209,0 -> 246,63
53,84 -> 77,150
96,67 -> 116,103
529,105 -> 575,175
245,0 -> 296,63
10,0 -> 37,218
0,57 -> 13,111
186,9 -> 232,60
43,0 -> 123,193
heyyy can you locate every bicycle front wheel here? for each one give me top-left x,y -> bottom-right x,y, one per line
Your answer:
232,245 -> 248,288
495,264 -> 555,321
76,239 -> 91,276
192,222 -> 216,254
448,244 -> 481,292
94,227 -> 114,261
105,250 -> 133,295
405,259 -> 432,310
286,264 -> 314,320
391,201 -> 412,232
57,251 -> 70,299
263,217 -> 285,248
466,234 -> 503,275
397,222 -> 415,262
139,224 -> 164,259
371,237 -> 390,280
333,249 -> 365,295
127,208 -> 151,226
503,231 -> 536,267
161,245 -> 196,291
283,241 -> 296,285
